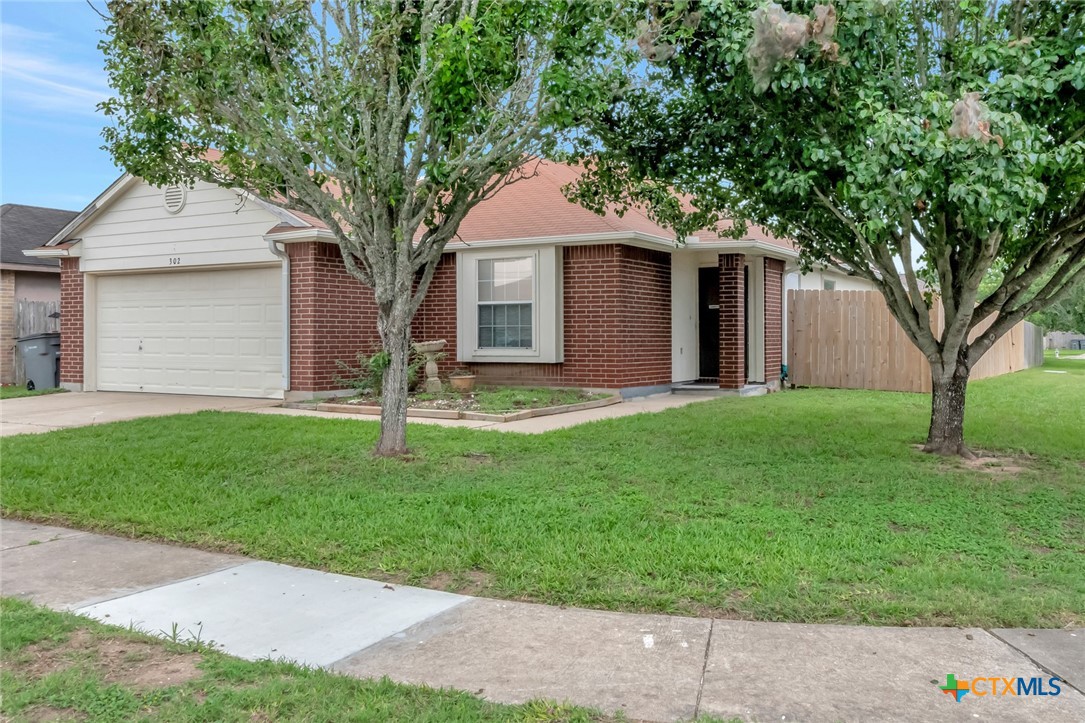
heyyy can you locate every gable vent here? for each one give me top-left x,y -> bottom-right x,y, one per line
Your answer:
163,185 -> 187,214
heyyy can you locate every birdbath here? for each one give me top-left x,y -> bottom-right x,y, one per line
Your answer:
413,340 -> 447,393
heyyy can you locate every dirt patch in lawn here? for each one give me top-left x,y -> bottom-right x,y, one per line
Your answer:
15,629 -> 203,690
958,451 -> 1031,477
913,445 -> 1032,477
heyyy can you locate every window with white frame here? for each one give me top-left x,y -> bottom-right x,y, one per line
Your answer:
477,257 -> 534,349
456,247 -> 562,363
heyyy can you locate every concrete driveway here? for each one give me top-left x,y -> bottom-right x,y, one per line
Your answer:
0,392 -> 280,436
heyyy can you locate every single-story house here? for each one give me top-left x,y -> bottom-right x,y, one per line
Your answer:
28,160 -> 801,400
1,203 -> 79,385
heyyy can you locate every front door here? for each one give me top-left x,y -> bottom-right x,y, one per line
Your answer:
698,266 -> 720,380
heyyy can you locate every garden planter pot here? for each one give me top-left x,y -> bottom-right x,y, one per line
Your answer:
449,375 -> 476,393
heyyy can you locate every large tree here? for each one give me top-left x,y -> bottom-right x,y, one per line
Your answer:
99,0 -> 623,455
574,0 -> 1085,456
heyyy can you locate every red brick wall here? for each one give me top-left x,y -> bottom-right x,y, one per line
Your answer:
764,257 -> 784,388
411,254 -> 458,375
718,253 -> 745,389
287,242 -> 380,392
454,244 -> 671,389
289,242 -> 673,393
619,246 -> 672,387
59,258 -> 83,386
401,244 -> 675,390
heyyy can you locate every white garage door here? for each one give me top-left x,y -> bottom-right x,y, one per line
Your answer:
96,267 -> 283,398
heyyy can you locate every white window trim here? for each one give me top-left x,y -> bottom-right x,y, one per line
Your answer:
457,246 -> 563,363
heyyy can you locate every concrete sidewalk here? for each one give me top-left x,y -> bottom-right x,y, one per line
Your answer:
2,519 -> 1082,722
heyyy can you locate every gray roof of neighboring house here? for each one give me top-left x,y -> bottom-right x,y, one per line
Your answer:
0,203 -> 79,269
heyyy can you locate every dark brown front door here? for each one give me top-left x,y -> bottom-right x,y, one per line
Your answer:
698,266 -> 720,379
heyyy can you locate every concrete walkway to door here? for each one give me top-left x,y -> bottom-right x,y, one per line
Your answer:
0,391 -> 280,436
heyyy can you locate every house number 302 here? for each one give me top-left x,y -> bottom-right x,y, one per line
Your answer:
168,257 -> 181,265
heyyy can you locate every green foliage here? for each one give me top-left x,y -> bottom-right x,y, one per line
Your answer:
3,363 -> 1083,627
97,0 -> 628,454
334,346 -> 429,396
575,0 -> 1084,365
1029,279 -> 1085,334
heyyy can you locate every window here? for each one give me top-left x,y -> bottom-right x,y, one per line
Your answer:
477,257 -> 533,349
823,279 -> 836,291
456,247 -> 562,363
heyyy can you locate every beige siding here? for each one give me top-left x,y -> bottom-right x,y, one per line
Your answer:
78,179 -> 283,272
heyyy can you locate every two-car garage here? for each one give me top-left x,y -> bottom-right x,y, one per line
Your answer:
94,267 -> 283,398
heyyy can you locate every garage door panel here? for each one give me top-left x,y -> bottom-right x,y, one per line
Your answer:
96,267 -> 282,398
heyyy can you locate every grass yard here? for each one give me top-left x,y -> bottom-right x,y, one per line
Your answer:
0,386 -> 66,400
2,360 -> 1083,628
0,598 -> 612,722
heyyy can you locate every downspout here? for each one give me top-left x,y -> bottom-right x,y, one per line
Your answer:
266,239 -> 290,394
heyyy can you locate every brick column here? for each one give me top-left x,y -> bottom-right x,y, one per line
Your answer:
59,258 -> 84,387
1,271 -> 15,385
719,253 -> 745,389
764,258 -> 785,390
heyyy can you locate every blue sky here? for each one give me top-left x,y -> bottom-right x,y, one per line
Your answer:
2,1 -> 119,211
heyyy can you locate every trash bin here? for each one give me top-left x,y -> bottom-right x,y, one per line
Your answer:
16,332 -> 61,390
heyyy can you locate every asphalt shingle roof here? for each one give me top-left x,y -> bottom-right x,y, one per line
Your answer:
1,204 -> 79,269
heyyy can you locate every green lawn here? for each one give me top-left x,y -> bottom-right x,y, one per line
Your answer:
0,386 -> 66,400
0,598 -> 612,722
2,361 -> 1083,628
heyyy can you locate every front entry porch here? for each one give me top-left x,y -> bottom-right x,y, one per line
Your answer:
671,250 -> 785,391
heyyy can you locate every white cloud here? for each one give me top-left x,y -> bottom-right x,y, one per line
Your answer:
1,23 -> 110,117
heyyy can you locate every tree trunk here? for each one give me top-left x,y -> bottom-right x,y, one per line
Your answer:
924,353 -> 972,458
375,309 -> 412,457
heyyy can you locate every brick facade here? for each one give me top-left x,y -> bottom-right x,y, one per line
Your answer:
454,244 -> 671,390
764,257 -> 784,389
287,242 -> 380,392
0,271 -> 14,385
718,253 -> 746,389
285,242 -> 673,394
411,254 -> 458,375
59,258 -> 83,386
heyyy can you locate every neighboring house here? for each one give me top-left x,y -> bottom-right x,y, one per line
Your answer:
28,160 -> 798,400
785,266 -> 877,293
1045,331 -> 1085,350
1,204 -> 79,385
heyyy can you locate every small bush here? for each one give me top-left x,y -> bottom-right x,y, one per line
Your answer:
334,345 -> 429,396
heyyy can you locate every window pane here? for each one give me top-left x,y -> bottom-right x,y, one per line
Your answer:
478,259 -> 493,282
477,303 -> 532,349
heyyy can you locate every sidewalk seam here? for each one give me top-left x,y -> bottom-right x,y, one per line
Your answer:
2,532 -> 91,551
693,618 -> 714,718
71,561 -> 250,612
323,596 -> 473,670
983,629 -> 1085,698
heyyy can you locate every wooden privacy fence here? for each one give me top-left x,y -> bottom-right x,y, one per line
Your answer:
787,290 -> 1043,393
12,299 -> 60,384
